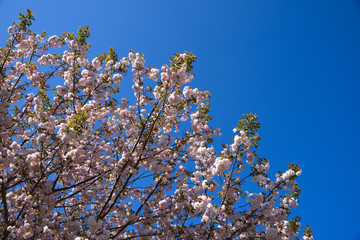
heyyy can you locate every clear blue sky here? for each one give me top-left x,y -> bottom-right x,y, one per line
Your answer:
1,1 -> 359,239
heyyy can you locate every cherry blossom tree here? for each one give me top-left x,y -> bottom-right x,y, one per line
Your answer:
0,10 -> 313,240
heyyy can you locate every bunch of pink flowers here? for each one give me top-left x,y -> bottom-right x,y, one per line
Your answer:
0,9 -> 313,240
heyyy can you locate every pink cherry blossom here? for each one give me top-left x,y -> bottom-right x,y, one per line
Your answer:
0,10 -> 312,240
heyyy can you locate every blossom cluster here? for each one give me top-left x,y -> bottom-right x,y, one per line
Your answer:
0,10 -> 313,240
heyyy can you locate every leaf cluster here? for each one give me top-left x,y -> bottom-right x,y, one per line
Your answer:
170,51 -> 197,73
14,8 -> 34,31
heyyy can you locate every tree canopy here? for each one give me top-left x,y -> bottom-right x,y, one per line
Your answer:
0,10 -> 313,240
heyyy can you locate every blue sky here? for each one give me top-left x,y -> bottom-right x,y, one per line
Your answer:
1,1 -> 359,239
